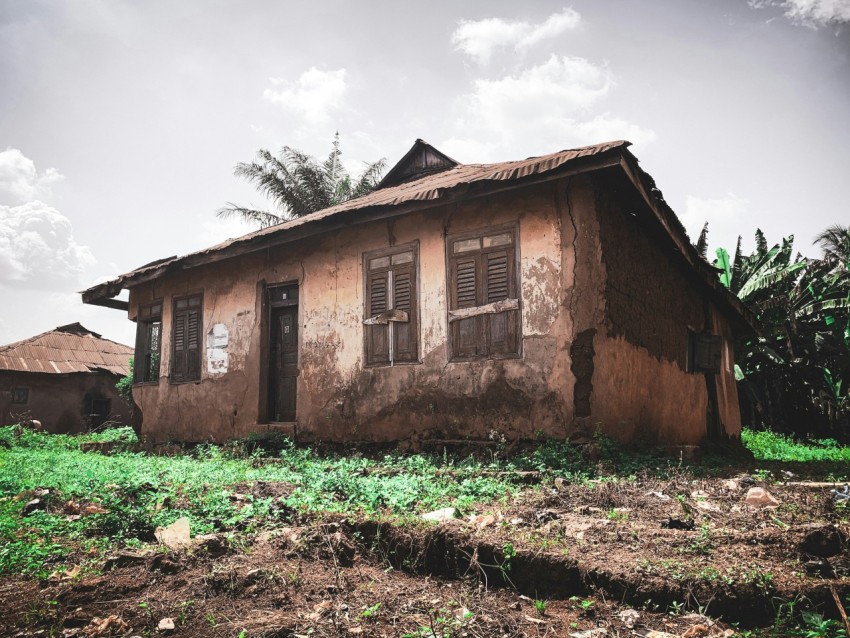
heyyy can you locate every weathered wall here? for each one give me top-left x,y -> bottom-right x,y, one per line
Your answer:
128,174 -> 744,446
589,175 -> 741,444
0,371 -> 133,433
130,182 -> 578,443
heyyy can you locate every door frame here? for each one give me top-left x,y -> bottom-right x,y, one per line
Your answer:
259,281 -> 300,424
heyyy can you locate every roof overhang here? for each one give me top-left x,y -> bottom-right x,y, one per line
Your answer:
81,141 -> 757,335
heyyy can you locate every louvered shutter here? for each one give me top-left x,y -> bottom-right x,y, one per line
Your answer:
186,307 -> 201,380
485,250 -> 517,355
171,296 -> 202,382
172,310 -> 187,381
393,267 -> 416,362
451,256 -> 480,357
366,270 -> 390,365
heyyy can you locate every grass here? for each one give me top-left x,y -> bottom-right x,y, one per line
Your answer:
4,424 -> 848,580
742,428 -> 850,463
0,425 -> 521,577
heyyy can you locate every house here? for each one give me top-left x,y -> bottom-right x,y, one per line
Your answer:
81,140 -> 755,446
0,323 -> 134,432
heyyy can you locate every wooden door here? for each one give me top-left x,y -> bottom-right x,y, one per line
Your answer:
269,305 -> 298,422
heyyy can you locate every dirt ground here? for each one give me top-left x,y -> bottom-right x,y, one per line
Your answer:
3,470 -> 850,638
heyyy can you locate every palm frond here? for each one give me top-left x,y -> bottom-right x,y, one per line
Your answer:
695,222 -> 709,259
217,204 -> 284,229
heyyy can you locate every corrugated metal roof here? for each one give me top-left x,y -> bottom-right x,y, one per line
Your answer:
78,138 -> 756,332
84,140 -> 629,292
0,323 -> 133,376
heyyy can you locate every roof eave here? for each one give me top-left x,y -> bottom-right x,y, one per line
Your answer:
81,149 -> 627,307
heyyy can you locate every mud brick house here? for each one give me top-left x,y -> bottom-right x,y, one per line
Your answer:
81,139 -> 755,445
0,323 -> 134,432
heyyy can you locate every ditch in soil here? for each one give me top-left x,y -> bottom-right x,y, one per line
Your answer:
4,471 -> 850,637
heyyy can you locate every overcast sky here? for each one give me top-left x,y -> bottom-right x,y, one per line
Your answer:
1,0 -> 848,346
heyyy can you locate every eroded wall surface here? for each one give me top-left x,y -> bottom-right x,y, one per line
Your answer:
0,371 -> 133,433
131,183 -> 580,443
589,176 -> 741,444
128,175 -> 744,445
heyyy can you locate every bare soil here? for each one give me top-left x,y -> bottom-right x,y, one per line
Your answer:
3,471 -> 850,637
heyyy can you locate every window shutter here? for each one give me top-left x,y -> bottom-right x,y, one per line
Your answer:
171,296 -> 202,382
451,256 -> 480,357
485,250 -> 517,354
486,252 -> 509,302
172,310 -> 187,381
447,230 -> 519,360
393,268 -> 416,362
366,270 -> 390,365
187,308 -> 200,380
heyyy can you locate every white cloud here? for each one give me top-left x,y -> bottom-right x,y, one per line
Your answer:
783,0 -> 850,25
0,148 -> 64,205
263,67 -> 348,125
452,8 -> 582,64
681,193 -> 750,254
749,0 -> 850,27
444,55 -> 655,162
0,200 -> 95,289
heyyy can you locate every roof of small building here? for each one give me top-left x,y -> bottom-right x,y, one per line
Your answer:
81,139 -> 757,331
0,323 -> 133,376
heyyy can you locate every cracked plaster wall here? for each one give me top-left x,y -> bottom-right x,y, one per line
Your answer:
128,183 -> 574,443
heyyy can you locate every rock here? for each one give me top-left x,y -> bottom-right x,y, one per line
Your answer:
682,624 -> 711,637
618,609 -> 640,628
157,617 -> 175,631
695,500 -> 721,512
744,487 -> 780,507
690,490 -> 709,499
646,491 -> 671,501
800,526 -> 847,558
421,507 -> 456,522
154,517 -> 191,550
721,479 -> 740,491
554,477 -> 568,491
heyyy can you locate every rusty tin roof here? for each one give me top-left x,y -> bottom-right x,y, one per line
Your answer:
0,323 -> 133,376
81,139 -> 756,331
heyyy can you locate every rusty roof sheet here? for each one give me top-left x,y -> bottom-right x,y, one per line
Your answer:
85,140 -> 629,290
0,323 -> 133,376
80,138 -> 756,332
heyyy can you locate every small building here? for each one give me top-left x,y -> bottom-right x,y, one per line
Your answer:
82,140 -> 755,445
0,323 -> 134,433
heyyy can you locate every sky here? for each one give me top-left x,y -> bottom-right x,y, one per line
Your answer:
1,0 -> 848,346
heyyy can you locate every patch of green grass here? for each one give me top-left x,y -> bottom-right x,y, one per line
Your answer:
0,426 -> 520,576
742,428 -> 850,463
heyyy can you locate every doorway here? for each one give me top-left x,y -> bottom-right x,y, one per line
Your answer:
267,284 -> 299,422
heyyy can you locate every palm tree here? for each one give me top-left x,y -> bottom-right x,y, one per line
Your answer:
218,133 -> 386,228
815,224 -> 850,271
712,227 -> 850,437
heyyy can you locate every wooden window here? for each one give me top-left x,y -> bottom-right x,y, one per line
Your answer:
134,301 -> 162,383
687,331 -> 723,374
11,387 -> 29,405
171,294 -> 203,383
447,227 -> 520,360
363,244 -> 419,366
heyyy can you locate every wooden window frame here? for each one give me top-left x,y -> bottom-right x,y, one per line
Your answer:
363,242 -> 420,367
134,300 -> 163,385
445,224 -> 522,362
11,387 -> 29,405
170,292 -> 203,384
